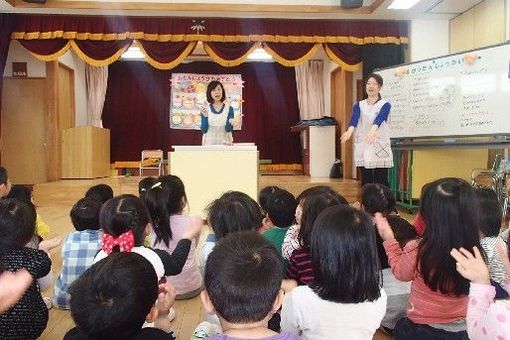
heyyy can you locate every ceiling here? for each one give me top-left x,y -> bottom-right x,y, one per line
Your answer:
0,0 -> 484,20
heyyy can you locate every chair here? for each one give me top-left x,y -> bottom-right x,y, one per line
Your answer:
472,154 -> 509,216
139,150 -> 164,177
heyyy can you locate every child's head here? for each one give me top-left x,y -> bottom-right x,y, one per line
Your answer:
69,252 -> 158,340
202,231 -> 283,325
264,189 -> 297,228
70,197 -> 102,231
475,187 -> 498,202
0,167 -> 12,198
295,186 -> 347,225
377,215 -> 418,269
258,186 -> 282,214
0,198 -> 36,249
100,195 -> 151,249
207,191 -> 262,239
298,191 -> 347,247
5,185 -> 32,204
143,175 -> 187,246
474,187 -> 502,237
85,184 -> 113,204
361,183 -> 396,216
159,175 -> 187,214
138,177 -> 157,198
478,198 -> 502,238
310,205 -> 381,303
419,177 -> 481,296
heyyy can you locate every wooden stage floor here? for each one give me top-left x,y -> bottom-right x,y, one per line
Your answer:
32,175 -> 390,340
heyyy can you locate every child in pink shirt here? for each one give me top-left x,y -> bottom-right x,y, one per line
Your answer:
143,175 -> 203,299
375,177 -> 482,340
451,244 -> 510,340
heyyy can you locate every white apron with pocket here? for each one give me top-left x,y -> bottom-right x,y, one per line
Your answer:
354,99 -> 393,169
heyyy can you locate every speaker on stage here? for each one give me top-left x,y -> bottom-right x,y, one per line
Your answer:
341,0 -> 363,8
22,0 -> 47,3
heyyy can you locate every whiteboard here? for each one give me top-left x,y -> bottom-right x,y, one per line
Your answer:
377,42 -> 510,139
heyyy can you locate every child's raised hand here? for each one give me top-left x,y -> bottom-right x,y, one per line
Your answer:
450,247 -> 490,285
156,282 -> 176,315
374,213 -> 395,241
495,242 -> 510,276
39,237 -> 62,253
182,218 -> 202,240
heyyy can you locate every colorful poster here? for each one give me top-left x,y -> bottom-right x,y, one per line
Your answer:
170,73 -> 244,130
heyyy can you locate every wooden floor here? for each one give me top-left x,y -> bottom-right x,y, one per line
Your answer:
33,175 -> 391,340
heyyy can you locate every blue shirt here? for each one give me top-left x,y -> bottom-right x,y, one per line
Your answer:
53,229 -> 102,309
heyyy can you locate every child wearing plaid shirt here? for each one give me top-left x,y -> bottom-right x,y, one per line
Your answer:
54,198 -> 103,309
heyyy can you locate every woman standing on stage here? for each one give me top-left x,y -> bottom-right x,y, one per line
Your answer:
200,80 -> 240,146
341,73 -> 393,186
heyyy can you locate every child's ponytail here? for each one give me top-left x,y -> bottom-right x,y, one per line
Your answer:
143,182 -> 172,246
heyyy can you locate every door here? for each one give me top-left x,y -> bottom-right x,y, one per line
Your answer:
330,67 -> 353,179
46,62 -> 76,181
1,78 -> 49,184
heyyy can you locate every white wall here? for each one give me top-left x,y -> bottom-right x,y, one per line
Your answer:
3,41 -> 89,126
410,19 -> 450,62
58,50 -> 88,126
3,41 -> 46,78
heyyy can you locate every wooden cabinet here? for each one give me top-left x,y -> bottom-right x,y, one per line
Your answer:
61,127 -> 110,179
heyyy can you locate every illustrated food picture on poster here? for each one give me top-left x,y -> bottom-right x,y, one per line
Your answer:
170,73 -> 244,130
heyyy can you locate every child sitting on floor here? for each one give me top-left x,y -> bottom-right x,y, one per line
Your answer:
262,189 -> 297,271
475,188 -> 508,293
199,191 -> 262,275
53,197 -> 103,309
64,252 -> 177,340
85,183 -> 114,204
0,199 -> 53,339
200,232 -> 301,340
281,205 -> 387,340
94,194 -> 201,280
143,175 -> 203,300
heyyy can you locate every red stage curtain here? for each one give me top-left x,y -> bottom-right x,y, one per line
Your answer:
263,42 -> 320,67
12,14 -> 409,44
203,42 -> 257,67
323,43 -> 362,71
72,40 -> 132,66
0,14 -> 14,160
102,61 -> 301,164
138,41 -> 197,70
19,38 -> 70,60
18,38 -> 131,66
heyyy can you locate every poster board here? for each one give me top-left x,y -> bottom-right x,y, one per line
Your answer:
169,73 -> 243,130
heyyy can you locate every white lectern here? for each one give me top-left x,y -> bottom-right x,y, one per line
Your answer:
169,145 -> 259,217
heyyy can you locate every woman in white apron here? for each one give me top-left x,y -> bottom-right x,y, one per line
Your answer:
200,81 -> 239,145
341,73 -> 393,186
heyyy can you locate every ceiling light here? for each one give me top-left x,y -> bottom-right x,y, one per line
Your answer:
247,48 -> 273,62
388,0 -> 422,10
121,46 -> 144,60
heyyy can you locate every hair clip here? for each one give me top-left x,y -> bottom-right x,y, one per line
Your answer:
151,182 -> 162,189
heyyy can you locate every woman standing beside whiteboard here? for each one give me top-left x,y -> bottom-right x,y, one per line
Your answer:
341,73 -> 393,187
